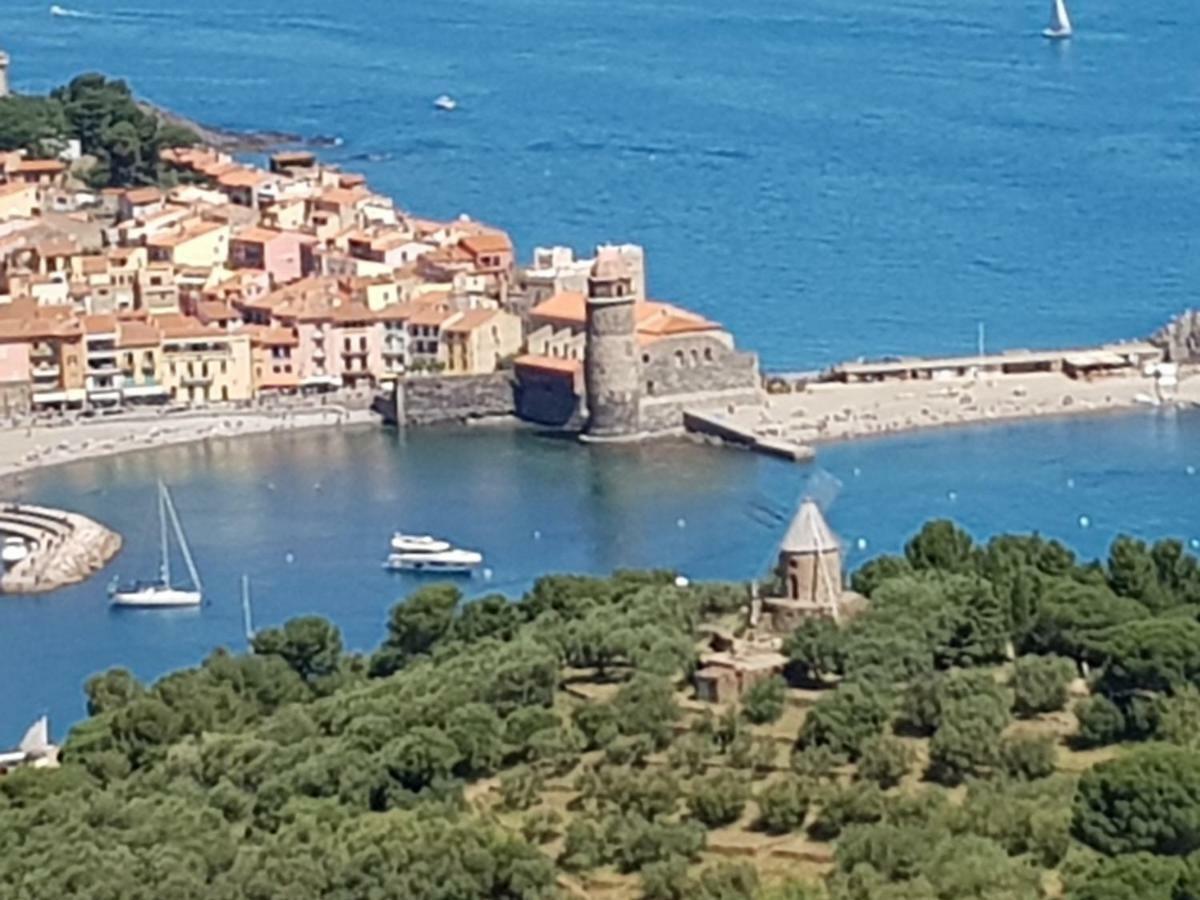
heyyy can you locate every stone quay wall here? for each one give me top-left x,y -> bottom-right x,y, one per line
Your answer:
376,373 -> 517,427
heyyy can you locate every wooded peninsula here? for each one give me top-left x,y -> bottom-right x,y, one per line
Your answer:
3,520 -> 1200,900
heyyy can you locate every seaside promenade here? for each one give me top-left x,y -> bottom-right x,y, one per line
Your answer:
0,404 -> 375,483
689,366 -> 1198,450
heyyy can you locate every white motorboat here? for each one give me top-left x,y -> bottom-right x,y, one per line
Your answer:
390,532 -> 453,553
1043,0 -> 1072,39
434,95 -> 458,112
385,547 -> 483,573
1,536 -> 28,564
110,481 -> 203,608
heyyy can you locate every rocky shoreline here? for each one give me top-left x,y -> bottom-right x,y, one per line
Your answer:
141,100 -> 342,153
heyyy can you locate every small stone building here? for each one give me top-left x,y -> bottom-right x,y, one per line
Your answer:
761,499 -> 853,633
694,650 -> 788,704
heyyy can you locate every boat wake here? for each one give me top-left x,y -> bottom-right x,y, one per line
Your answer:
50,4 -> 97,18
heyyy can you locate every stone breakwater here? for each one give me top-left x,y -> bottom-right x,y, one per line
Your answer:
0,504 -> 122,595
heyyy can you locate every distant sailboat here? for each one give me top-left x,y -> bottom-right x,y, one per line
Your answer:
109,481 -> 203,608
1043,0 -> 1072,39
0,715 -> 57,769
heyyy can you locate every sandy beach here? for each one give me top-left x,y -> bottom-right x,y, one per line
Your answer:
738,368 -> 1200,447
0,406 -> 376,485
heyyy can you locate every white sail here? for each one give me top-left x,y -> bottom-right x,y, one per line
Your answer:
18,715 -> 49,755
1045,0 -> 1072,37
110,482 -> 203,608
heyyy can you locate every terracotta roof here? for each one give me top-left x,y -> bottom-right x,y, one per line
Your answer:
156,314 -> 224,340
318,186 -> 368,206
117,320 -> 160,348
530,291 -> 586,325
14,159 -> 67,175
460,233 -> 513,256
195,300 -> 239,322
330,302 -> 375,324
124,187 -> 163,205
375,303 -> 417,322
443,309 -> 498,334
339,173 -> 367,188
513,354 -> 581,376
233,226 -> 285,245
241,324 -> 298,347
217,168 -> 271,189
81,314 -> 118,335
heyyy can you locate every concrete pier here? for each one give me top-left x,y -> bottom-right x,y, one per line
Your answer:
0,504 -> 121,594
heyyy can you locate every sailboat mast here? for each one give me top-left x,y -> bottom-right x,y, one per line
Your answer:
162,486 -> 203,594
158,481 -> 170,586
241,574 -> 255,645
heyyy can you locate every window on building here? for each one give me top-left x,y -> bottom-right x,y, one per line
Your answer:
674,350 -> 684,368
220,361 -> 227,374
704,347 -> 713,362
691,349 -> 700,366
642,353 -> 650,363
359,336 -> 367,351
646,380 -> 655,395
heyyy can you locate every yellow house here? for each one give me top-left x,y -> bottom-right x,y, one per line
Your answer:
157,315 -> 253,404
146,220 -> 230,269
442,308 -> 523,375
116,319 -> 169,403
0,181 -> 38,221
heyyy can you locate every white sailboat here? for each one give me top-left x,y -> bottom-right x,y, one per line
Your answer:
109,481 -> 203,608
1043,0 -> 1072,39
0,715 -> 56,768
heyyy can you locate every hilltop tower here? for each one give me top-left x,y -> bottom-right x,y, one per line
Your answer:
779,499 -> 843,617
0,49 -> 10,99
584,251 -> 642,439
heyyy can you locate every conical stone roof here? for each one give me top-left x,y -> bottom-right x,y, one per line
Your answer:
780,499 -> 840,555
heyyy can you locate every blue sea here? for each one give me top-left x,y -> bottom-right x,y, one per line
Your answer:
2,0 -> 1200,738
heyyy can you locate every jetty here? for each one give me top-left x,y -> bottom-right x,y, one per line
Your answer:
0,503 -> 121,594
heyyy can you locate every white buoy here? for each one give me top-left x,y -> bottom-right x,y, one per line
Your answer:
856,537 -> 868,551
267,481 -> 276,491
1078,515 -> 1090,529
1191,539 -> 1200,551
676,517 -> 686,529
674,575 -> 690,588
1188,465 -> 1196,476
285,552 -> 295,564
853,467 -> 862,477
314,482 -> 322,492
947,490 -> 957,502
482,568 -> 493,581
532,530 -> 541,540
1066,478 -> 1075,489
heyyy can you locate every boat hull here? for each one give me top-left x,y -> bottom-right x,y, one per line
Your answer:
111,587 -> 202,608
384,550 -> 483,574
1042,27 -> 1071,39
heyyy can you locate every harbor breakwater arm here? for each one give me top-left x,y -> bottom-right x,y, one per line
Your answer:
0,504 -> 121,595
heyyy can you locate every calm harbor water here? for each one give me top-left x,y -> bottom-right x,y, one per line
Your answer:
3,0 -> 1200,737
2,411 -> 1199,738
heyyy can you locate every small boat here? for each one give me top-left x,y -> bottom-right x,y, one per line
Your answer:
385,547 -> 483,574
110,481 -> 203,608
49,4 -> 72,16
434,95 -> 458,112
390,532 -> 452,553
1,536 -> 28,564
1043,0 -> 1072,39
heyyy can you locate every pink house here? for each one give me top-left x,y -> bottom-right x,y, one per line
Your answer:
229,227 -> 314,287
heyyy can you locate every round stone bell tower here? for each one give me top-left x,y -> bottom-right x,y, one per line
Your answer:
584,254 -> 641,439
